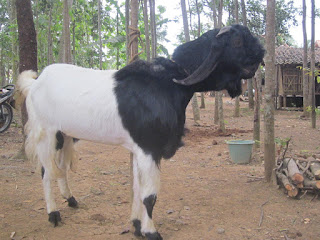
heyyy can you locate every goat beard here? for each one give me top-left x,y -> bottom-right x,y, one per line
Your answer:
225,77 -> 242,98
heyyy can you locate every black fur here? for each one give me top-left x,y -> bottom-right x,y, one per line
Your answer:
67,196 -> 78,208
48,211 -> 61,227
145,232 -> 163,240
114,59 -> 191,165
172,24 -> 265,97
41,166 -> 45,179
143,194 -> 157,219
115,25 -> 264,166
132,219 -> 142,237
55,131 -> 64,150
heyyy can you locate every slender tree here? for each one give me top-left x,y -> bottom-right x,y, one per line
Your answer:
213,0 -> 219,124
195,0 -> 205,109
47,2 -> 54,65
128,0 -> 139,206
264,0 -> 276,182
234,0 -> 240,117
130,0 -> 139,63
302,0 -> 309,117
98,0 -> 102,69
16,0 -> 37,159
181,0 -> 200,122
9,0 -> 18,82
143,0 -> 151,61
253,66 -> 262,152
149,0 -> 157,59
16,0 -> 37,73
125,0 -> 130,64
217,0 -> 225,132
310,0 -> 316,128
241,0 -> 254,109
59,0 -> 73,64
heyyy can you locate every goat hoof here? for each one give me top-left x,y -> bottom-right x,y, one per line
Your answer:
67,196 -> 78,208
145,232 -> 163,240
132,219 -> 142,237
48,211 -> 61,227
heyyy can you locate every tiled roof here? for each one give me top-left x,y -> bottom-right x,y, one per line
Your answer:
275,45 -> 320,65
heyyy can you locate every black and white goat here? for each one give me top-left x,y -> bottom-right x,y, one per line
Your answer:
17,24 -> 264,240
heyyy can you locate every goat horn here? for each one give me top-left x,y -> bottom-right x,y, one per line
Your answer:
216,26 -> 232,37
173,46 -> 223,86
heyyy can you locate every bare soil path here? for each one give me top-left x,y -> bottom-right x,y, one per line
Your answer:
1,96 -> 320,240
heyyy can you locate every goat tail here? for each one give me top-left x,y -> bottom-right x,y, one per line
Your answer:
17,70 -> 38,98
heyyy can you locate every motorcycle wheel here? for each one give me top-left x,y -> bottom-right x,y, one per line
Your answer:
0,102 -> 13,133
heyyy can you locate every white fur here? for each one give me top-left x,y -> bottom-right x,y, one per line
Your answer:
17,63 -> 160,234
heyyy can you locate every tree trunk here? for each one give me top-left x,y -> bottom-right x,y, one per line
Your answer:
129,0 -> 139,63
211,0 -> 218,28
195,0 -> 205,109
217,0 -> 224,131
218,92 -> 225,133
98,0 -> 102,69
310,0 -> 316,128
9,0 -> 18,83
240,0 -> 247,25
129,0 -> 140,208
143,0 -> 151,61
16,0 -> 37,73
253,66 -> 261,152
149,0 -> 156,59
264,0 -> 276,182
233,0 -> 240,117
200,93 -> 205,109
16,0 -> 37,160
240,0 -> 253,109
214,93 -> 219,124
47,4 -> 54,65
0,51 -> 6,86
59,0 -> 73,64
212,0 -> 218,123
181,0 -> 200,122
302,0 -> 309,117
125,0 -> 130,64
116,7 -> 120,69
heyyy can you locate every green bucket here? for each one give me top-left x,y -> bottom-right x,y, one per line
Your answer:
226,140 -> 254,164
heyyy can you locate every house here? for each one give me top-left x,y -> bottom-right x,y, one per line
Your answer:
275,44 -> 320,108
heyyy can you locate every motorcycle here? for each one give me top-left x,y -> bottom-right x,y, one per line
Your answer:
0,84 -> 15,133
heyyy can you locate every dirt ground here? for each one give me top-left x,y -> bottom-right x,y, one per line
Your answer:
1,96 -> 320,240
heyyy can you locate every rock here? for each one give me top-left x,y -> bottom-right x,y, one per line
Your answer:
167,209 -> 174,214
217,228 -> 225,234
184,206 -> 190,211
212,140 -> 218,145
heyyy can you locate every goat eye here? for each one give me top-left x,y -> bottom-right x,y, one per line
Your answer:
233,38 -> 242,47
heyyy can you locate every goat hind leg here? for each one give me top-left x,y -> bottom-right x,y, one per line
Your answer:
42,167 -> 61,226
57,172 -> 78,208
57,136 -> 78,208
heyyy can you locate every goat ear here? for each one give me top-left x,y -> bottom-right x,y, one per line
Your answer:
216,26 -> 232,37
173,44 -> 223,86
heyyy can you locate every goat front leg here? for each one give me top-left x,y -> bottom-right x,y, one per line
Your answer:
131,158 -> 143,237
135,151 -> 162,240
